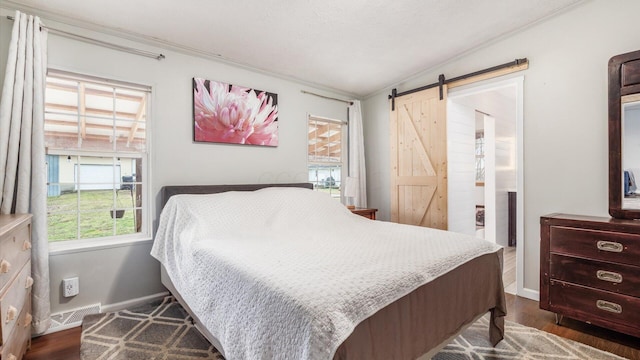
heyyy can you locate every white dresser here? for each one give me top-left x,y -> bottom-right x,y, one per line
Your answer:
0,214 -> 33,360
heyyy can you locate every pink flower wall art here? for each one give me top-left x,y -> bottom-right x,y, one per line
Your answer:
193,77 -> 278,146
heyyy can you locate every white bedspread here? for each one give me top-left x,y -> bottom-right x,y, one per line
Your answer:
151,187 -> 501,360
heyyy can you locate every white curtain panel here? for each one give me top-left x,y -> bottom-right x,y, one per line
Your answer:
0,11 -> 51,334
348,100 -> 367,208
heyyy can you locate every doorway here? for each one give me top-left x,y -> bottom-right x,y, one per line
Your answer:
447,76 -> 523,296
474,112 -> 496,243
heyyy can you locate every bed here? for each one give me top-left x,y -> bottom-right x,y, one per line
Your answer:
151,183 -> 506,360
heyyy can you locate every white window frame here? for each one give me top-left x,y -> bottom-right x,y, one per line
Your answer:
307,114 -> 348,201
45,70 -> 152,253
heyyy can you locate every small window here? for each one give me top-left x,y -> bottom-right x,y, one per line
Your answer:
45,70 -> 150,244
307,115 -> 347,200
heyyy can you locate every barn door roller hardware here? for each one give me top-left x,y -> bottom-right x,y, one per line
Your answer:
389,58 -> 528,110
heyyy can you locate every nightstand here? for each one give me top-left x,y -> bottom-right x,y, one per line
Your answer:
350,208 -> 378,220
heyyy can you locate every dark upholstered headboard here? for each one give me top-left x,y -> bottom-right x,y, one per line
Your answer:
161,183 -> 313,208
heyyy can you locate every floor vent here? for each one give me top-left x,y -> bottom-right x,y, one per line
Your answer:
47,303 -> 101,334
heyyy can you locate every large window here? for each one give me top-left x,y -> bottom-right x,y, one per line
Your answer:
44,70 -> 150,244
307,115 -> 346,200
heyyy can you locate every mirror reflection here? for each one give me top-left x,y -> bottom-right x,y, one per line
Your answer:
622,98 -> 640,209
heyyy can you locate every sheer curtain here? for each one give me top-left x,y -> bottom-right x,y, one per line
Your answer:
347,100 -> 367,208
0,11 -> 50,334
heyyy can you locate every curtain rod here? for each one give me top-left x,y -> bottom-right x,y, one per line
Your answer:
388,58 -> 528,110
7,15 -> 165,60
301,90 -> 353,105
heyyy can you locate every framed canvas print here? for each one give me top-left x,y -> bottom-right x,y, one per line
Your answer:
193,77 -> 278,146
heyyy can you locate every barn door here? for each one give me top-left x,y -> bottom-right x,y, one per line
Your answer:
390,86 -> 448,229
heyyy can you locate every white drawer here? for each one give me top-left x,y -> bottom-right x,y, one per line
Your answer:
1,305 -> 32,360
0,261 -> 32,347
0,221 -> 31,293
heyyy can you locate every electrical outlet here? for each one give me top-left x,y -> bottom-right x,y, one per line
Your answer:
63,277 -> 79,297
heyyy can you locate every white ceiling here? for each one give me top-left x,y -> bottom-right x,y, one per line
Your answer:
5,0 -> 584,97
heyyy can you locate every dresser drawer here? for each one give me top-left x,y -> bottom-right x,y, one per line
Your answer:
549,226 -> 640,266
0,261 -> 32,347
549,280 -> 640,334
0,223 -> 31,293
1,305 -> 31,360
550,254 -> 640,297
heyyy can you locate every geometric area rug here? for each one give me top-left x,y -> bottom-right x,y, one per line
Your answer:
81,296 -> 222,360
81,296 -> 626,360
433,315 -> 627,360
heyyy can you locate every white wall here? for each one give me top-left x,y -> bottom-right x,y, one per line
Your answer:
0,9 -> 350,313
494,107 -> 517,247
483,115 -> 496,244
446,102 -> 476,235
362,0 -> 640,296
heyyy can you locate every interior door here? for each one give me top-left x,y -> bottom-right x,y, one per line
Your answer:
390,86 -> 448,229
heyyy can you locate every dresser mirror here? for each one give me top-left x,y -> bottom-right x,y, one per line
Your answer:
609,49 -> 640,219
622,98 -> 640,209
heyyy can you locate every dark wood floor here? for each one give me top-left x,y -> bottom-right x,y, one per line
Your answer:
25,294 -> 640,360
505,294 -> 640,360
502,246 -> 516,293
25,326 -> 81,360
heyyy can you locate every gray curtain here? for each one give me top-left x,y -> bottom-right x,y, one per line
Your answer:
347,100 -> 367,208
0,10 -> 50,335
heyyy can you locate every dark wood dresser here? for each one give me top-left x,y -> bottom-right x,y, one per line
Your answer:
540,213 -> 640,338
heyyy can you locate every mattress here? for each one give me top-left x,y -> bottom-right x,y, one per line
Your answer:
152,186 -> 505,359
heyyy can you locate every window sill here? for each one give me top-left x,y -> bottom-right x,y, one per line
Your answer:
49,234 -> 153,256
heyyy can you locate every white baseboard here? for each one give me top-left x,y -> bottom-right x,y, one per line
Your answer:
42,321 -> 84,335
518,287 -> 539,302
40,291 -> 169,336
101,291 -> 169,313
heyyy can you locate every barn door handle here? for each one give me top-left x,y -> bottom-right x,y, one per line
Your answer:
596,240 -> 623,253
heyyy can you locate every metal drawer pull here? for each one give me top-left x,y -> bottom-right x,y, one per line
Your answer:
0,259 -> 10,273
596,300 -> 622,314
596,270 -> 623,283
596,240 -> 623,253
